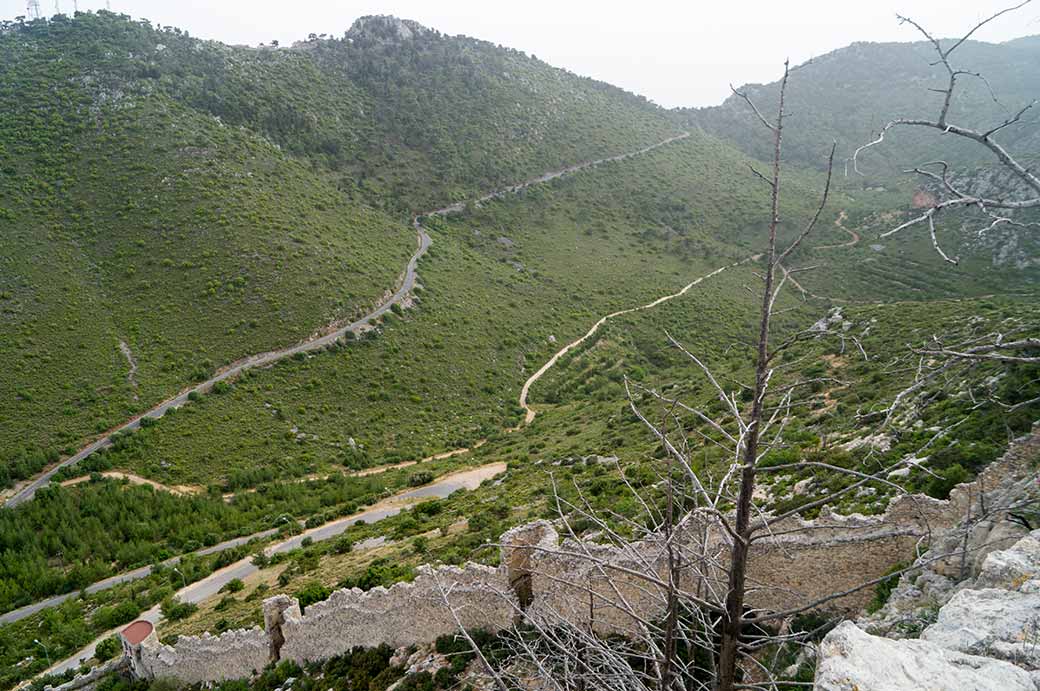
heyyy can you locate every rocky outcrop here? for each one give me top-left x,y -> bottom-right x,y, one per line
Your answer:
922,587 -> 1040,670
815,620 -> 1037,691
346,15 -> 429,42
818,530 -> 1040,689
920,530 -> 1040,671
123,426 -> 1038,685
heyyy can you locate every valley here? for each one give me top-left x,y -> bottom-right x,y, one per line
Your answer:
0,7 -> 1037,691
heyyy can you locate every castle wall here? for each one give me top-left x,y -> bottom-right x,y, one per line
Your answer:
135,627 -> 270,684
277,563 -> 516,664
127,425 -> 1037,684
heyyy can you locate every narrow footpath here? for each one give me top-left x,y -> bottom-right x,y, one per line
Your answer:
3,132 -> 689,509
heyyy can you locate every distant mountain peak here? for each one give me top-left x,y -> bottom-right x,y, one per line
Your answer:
346,15 -> 429,42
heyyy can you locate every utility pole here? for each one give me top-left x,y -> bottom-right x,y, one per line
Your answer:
26,0 -> 41,20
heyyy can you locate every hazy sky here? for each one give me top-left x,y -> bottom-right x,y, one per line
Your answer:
4,0 -> 1038,107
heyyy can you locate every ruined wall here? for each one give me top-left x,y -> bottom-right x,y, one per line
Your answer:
132,563 -> 516,683
515,424 -> 1038,627
277,563 -> 516,663
135,627 -> 270,684
128,425 -> 1038,684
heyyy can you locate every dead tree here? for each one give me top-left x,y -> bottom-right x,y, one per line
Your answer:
851,0 -> 1040,265
851,1 -> 1040,426
439,5 -> 1038,691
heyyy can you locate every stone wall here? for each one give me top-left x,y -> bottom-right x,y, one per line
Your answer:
277,563 -> 516,664
134,627 -> 270,684
127,425 -> 1038,684
132,563 -> 516,683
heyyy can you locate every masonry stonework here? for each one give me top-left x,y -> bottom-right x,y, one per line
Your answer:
121,426 -> 1037,685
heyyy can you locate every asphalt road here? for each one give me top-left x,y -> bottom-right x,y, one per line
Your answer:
0,529 -> 279,626
36,463 -> 505,679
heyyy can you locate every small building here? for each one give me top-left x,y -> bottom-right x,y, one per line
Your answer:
119,620 -> 154,678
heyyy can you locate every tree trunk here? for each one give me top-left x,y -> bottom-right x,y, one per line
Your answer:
716,62 -> 788,691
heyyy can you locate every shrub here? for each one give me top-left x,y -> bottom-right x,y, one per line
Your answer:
925,463 -> 970,499
867,562 -> 907,614
333,536 -> 353,554
408,471 -> 434,486
92,600 -> 140,630
94,636 -> 121,662
295,581 -> 331,612
220,578 -> 245,594
412,536 -> 428,554
214,595 -> 236,612
161,597 -> 198,621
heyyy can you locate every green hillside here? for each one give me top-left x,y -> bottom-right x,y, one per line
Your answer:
0,32 -> 415,487
686,36 -> 1040,283
0,10 -> 682,486
0,9 -> 1038,690
688,36 -> 1040,178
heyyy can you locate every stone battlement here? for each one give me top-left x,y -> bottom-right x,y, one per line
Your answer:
122,425 -> 1037,684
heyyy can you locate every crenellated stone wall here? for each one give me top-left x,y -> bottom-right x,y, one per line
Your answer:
123,425 -> 1038,685
276,563 -> 516,663
134,627 -> 270,684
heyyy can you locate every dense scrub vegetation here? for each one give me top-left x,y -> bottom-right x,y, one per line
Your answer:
69,134 -> 830,488
689,36 -> 1040,177
0,454 -> 469,614
2,11 -> 1038,689
0,9 -> 682,485
0,13 -> 417,485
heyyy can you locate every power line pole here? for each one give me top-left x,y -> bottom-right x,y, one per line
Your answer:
26,0 -> 41,19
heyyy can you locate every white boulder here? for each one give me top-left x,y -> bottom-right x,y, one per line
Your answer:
815,621 -> 1036,690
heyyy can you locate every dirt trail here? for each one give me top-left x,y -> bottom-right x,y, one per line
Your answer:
219,440 -> 491,502
815,210 -> 860,250
119,340 -> 139,400
60,471 -> 203,496
3,132 -> 692,510
517,255 -> 758,425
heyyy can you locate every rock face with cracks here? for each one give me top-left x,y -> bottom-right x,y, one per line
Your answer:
818,529 -> 1040,690
815,620 -> 1037,691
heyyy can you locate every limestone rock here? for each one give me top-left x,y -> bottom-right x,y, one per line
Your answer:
975,530 -> 1040,591
815,621 -> 1036,691
921,587 -> 1040,669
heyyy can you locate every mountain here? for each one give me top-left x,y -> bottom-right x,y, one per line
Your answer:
0,11 -> 680,485
0,11 -> 1037,691
687,36 -> 1040,180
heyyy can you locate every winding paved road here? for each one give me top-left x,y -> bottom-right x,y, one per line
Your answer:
3,132 -> 689,510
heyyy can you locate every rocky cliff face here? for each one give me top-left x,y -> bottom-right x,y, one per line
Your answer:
816,527 -> 1040,690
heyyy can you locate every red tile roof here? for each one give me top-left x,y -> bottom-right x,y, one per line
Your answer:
120,620 -> 154,645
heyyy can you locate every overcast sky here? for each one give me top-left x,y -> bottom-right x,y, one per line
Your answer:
4,0 -> 1038,107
